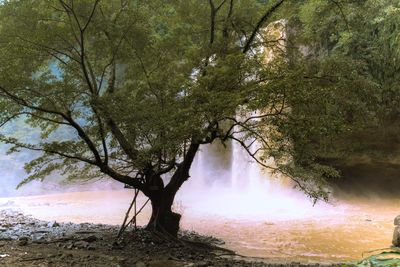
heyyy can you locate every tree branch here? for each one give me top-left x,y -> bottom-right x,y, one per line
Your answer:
242,0 -> 285,53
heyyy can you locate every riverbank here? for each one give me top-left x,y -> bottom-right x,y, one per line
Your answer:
0,209 -> 356,267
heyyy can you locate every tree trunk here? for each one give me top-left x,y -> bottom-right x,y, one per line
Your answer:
145,142 -> 200,237
144,173 -> 181,237
145,194 -> 181,237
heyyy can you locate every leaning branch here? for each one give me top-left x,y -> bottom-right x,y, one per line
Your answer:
0,137 -> 96,165
0,85 -> 103,164
242,0 -> 285,53
330,0 -> 350,32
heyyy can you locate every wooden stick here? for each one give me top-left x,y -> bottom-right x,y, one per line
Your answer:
117,190 -> 139,238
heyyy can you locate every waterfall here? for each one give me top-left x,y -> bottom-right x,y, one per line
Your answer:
176,133 -> 345,221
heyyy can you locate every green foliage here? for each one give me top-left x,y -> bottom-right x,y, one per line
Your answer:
277,0 -> 400,172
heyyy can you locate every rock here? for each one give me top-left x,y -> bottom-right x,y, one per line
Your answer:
74,240 -> 89,249
34,230 -> 50,234
82,235 -> 98,243
18,236 -> 29,246
2,224 -> 12,228
48,221 -> 60,228
87,243 -> 96,250
213,239 -> 225,246
393,225 -> 400,247
394,215 -> 400,226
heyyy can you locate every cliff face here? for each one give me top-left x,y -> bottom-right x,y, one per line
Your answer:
327,123 -> 400,198
331,160 -> 400,198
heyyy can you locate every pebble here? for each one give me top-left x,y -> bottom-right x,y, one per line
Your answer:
17,236 -> 29,246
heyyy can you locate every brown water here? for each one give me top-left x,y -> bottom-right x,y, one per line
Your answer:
0,190 -> 398,263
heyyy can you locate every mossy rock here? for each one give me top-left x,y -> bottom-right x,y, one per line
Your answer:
357,248 -> 400,267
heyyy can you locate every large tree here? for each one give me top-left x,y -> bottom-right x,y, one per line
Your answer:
0,0 -> 375,235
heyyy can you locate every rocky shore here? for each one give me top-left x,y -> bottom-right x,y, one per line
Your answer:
0,209 -> 355,267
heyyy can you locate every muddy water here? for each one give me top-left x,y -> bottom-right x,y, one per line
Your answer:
0,190 -> 398,263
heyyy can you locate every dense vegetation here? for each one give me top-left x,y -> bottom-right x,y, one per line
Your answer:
0,0 -> 397,235
289,0 -> 400,161
285,1 -> 400,195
